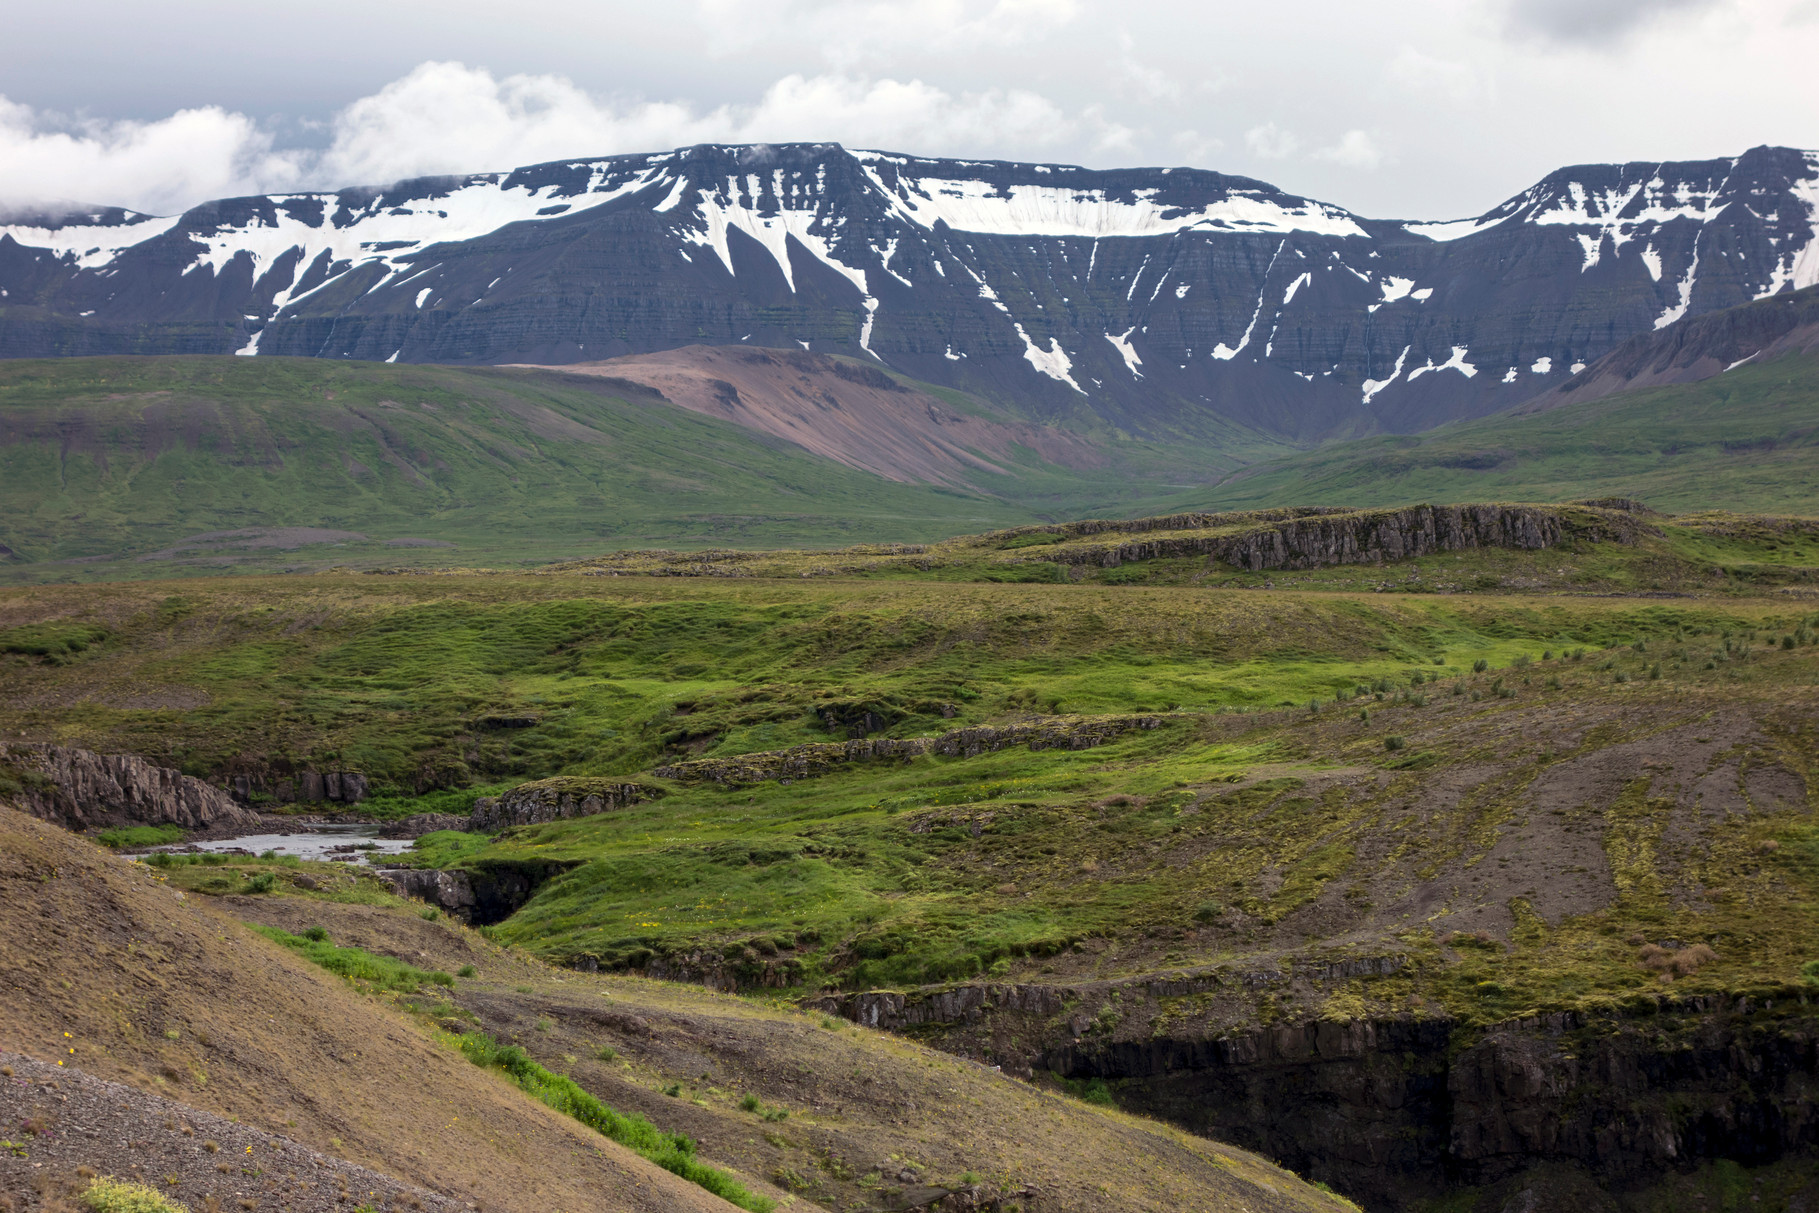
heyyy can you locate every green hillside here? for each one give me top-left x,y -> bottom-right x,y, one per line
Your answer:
0,357 -> 1201,584
1170,352 -> 1819,515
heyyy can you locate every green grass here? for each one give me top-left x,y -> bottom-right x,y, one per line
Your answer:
1167,352 -> 1819,515
94,823 -> 185,848
0,356 -> 1233,584
455,1031 -> 773,1213
254,924 -> 455,992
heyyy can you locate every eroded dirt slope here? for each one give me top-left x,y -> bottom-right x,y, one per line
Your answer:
0,806 -> 751,1213
522,345 -> 1104,485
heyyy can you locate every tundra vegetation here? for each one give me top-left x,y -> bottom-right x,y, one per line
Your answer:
4,506 -> 1818,1024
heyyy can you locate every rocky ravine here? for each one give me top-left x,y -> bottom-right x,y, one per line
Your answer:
812,981 -> 1819,1211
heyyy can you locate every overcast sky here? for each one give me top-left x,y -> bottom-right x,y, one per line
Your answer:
1,0 -> 1813,220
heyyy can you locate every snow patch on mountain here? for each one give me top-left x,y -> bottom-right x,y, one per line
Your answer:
1105,329 -> 1143,377
1016,324 -> 1083,393
0,212 -> 179,268
1361,345 -> 1411,405
1407,346 -> 1477,381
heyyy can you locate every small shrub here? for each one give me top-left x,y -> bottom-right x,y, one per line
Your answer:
244,873 -> 277,894
1542,650 -> 1554,660
535,1017 -> 552,1032
419,907 -> 441,921
1383,736 -> 1406,752
1472,658 -> 1489,673
663,1083 -> 683,1097
1614,671 -> 1630,684
1546,674 -> 1561,690
596,1045 -> 618,1062
80,1177 -> 190,1213
819,1015 -> 840,1030
1513,654 -> 1532,669
458,964 -> 477,978
1192,901 -> 1224,923
1648,663 -> 1662,680
302,926 -> 329,943
739,1093 -> 761,1112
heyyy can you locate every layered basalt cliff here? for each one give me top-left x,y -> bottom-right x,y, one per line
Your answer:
653,715 -> 1167,786
815,977 -> 1819,1210
467,777 -> 650,832
1037,502 -> 1652,573
0,743 -> 259,835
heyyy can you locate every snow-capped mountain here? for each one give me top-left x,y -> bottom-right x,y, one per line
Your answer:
2,142 -> 1816,442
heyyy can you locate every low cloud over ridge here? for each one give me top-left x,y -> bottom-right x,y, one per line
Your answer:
0,62 -> 1124,216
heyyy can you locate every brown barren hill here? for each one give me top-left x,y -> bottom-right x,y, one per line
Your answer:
512,345 -> 1105,485
0,805 -> 752,1213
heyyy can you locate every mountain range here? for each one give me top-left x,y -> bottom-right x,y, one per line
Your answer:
4,142 -> 1817,446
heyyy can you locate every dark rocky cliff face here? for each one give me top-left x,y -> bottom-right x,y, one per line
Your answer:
0,743 -> 259,835
5,143 -> 1816,444
814,981 -> 1819,1211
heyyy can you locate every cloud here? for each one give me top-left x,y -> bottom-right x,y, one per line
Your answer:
1312,130 -> 1383,170
0,61 -> 1106,214
1244,122 -> 1301,160
0,98 -> 302,214
1502,0 -> 1728,43
693,0 -> 1082,63
1388,47 -> 1485,101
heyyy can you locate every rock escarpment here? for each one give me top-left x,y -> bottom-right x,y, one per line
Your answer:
227,770 -> 369,805
467,778 -> 650,833
818,974 -> 1819,1211
1037,503 -> 1652,573
654,715 -> 1168,786
378,858 -> 582,925
0,743 -> 259,835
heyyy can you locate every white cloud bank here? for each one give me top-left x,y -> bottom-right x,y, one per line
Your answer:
0,61 -> 1120,215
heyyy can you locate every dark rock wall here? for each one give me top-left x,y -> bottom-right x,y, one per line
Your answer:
1039,503 -> 1650,573
0,743 -> 260,835
817,980 -> 1819,1211
467,779 -> 648,833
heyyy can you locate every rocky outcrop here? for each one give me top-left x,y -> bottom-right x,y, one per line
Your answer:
467,778 -> 650,833
816,973 -> 1819,1211
654,715 -> 1167,786
380,868 -> 478,913
1037,503 -> 1652,573
229,770 -> 369,805
378,858 -> 582,925
0,744 -> 259,835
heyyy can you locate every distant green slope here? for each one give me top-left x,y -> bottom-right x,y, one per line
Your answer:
1167,353 -> 1819,515
0,357 -> 1181,583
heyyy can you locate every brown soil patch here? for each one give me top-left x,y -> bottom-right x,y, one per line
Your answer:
0,806 -> 750,1213
515,345 -> 1104,485
0,1049 -> 459,1213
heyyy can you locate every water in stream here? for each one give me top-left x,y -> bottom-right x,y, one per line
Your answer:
154,823 -> 416,862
